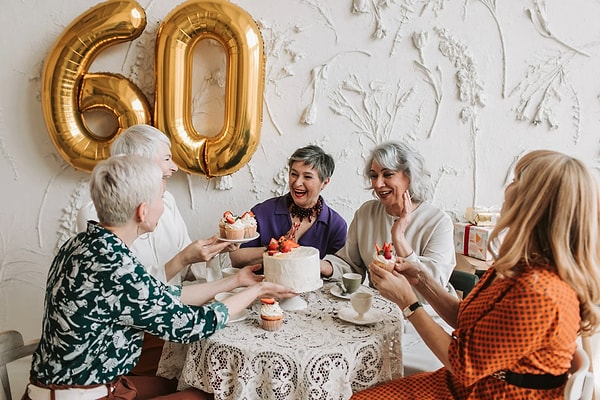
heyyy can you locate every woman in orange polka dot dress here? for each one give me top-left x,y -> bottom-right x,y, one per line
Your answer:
353,150 -> 600,400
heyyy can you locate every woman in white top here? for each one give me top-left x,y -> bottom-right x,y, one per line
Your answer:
77,124 -> 234,285
320,140 -> 456,295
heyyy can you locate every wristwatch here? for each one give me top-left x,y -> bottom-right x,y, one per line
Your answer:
402,301 -> 422,319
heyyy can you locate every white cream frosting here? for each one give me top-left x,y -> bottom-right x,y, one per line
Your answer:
260,302 -> 283,318
240,214 -> 257,226
263,246 -> 322,293
373,252 -> 394,264
225,219 -> 245,230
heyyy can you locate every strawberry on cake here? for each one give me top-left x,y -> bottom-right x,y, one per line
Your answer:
263,237 -> 322,293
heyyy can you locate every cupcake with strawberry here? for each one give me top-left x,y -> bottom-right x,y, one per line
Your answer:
371,242 -> 395,272
219,211 -> 236,238
224,218 -> 245,240
240,211 -> 257,238
259,297 -> 284,331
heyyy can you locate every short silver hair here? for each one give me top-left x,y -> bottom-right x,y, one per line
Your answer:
111,124 -> 171,159
288,145 -> 335,182
364,141 -> 432,202
90,155 -> 163,226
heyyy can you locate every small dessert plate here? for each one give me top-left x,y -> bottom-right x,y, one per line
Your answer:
338,307 -> 382,325
228,309 -> 249,324
217,233 -> 260,243
330,284 -> 368,300
330,284 -> 351,300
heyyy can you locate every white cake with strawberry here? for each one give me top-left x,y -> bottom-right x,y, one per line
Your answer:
371,242 -> 396,272
263,237 -> 322,293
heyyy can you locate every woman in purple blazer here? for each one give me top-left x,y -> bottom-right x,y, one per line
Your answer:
230,145 -> 347,268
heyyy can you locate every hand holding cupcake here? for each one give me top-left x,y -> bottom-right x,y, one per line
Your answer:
371,242 -> 395,272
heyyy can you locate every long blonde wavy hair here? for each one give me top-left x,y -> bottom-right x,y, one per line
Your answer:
489,150 -> 600,335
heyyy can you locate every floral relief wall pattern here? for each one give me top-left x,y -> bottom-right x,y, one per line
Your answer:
1,0 -> 600,339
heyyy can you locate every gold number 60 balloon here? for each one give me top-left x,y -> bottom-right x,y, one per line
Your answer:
155,0 -> 265,177
41,0 -> 151,172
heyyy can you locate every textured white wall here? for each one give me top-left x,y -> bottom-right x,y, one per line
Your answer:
1,0 -> 600,341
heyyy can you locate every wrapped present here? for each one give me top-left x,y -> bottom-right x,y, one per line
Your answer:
454,223 -> 494,261
465,207 -> 500,226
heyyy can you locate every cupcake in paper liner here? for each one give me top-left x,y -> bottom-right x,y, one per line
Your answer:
371,242 -> 395,272
259,298 -> 283,331
240,211 -> 257,238
224,219 -> 245,240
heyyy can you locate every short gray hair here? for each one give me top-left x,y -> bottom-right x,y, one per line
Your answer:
288,145 -> 335,182
363,141 -> 432,202
90,155 -> 163,226
111,124 -> 171,159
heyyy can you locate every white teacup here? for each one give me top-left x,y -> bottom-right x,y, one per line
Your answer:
342,273 -> 362,294
222,267 -> 240,278
350,292 -> 373,320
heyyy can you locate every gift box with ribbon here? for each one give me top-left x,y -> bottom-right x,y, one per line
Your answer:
454,222 -> 494,261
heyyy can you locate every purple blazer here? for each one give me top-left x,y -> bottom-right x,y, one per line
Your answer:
241,195 -> 347,259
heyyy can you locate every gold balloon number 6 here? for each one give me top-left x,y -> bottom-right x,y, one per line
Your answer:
41,0 -> 265,177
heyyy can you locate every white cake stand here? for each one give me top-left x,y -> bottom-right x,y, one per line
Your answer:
279,280 -> 323,311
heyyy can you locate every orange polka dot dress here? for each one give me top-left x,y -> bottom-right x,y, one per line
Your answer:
351,262 -> 580,400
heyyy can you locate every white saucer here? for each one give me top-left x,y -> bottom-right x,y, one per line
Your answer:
330,285 -> 351,299
218,233 -> 260,243
228,309 -> 249,323
338,307 -> 382,325
330,285 -> 368,300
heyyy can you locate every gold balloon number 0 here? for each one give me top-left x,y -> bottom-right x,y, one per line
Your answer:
42,0 -> 265,177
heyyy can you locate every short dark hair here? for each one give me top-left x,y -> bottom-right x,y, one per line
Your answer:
288,145 -> 335,182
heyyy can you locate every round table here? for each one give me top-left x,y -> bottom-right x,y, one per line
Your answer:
157,283 -> 403,400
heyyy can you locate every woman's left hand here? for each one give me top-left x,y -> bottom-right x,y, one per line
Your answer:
235,264 -> 264,287
369,261 -> 418,308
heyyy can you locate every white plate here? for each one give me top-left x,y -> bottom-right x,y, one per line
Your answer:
217,233 -> 260,243
228,309 -> 249,324
338,307 -> 382,325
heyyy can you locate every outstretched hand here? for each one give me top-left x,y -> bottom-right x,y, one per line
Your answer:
257,281 -> 298,299
235,264 -> 264,287
186,235 -> 231,263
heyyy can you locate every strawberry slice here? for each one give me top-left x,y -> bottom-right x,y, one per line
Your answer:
241,211 -> 254,219
261,298 -> 275,304
375,243 -> 382,254
267,249 -> 278,256
268,238 -> 279,251
225,215 -> 236,224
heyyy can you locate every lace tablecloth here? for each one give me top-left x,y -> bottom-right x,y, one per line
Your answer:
157,283 -> 403,400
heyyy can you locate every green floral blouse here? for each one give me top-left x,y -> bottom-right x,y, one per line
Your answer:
30,223 -> 228,385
